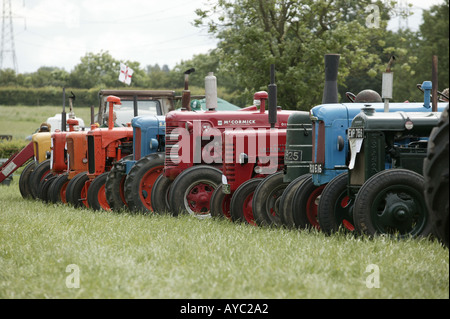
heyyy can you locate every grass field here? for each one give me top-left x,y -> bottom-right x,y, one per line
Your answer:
0,180 -> 448,299
0,106 -> 449,300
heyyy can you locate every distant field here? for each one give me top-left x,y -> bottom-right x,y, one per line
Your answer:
0,180 -> 448,299
0,105 -> 92,140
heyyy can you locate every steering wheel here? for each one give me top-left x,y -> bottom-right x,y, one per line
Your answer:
345,92 -> 356,103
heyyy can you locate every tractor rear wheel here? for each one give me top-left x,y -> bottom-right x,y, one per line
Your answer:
230,178 -> 262,225
169,165 -> 222,217
87,172 -> 110,211
252,172 -> 289,227
210,185 -> 232,220
317,172 -> 355,234
291,176 -> 325,230
423,105 -> 449,247
105,155 -> 133,211
30,159 -> 51,199
353,169 -> 431,238
279,174 -> 310,228
66,172 -> 90,208
48,173 -> 69,204
150,173 -> 173,214
124,153 -> 165,213
19,160 -> 36,199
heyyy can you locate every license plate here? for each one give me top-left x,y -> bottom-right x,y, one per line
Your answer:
348,127 -> 364,139
285,150 -> 302,162
309,163 -> 323,174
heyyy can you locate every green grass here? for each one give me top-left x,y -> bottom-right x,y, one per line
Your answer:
0,180 -> 448,299
0,105 -> 92,140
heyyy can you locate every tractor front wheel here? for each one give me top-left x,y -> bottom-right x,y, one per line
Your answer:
19,160 -> 36,199
169,165 -> 222,217
150,174 -> 173,214
353,169 -> 431,238
210,185 -> 232,220
230,178 -> 262,225
48,173 -> 69,204
124,153 -> 165,213
66,172 -> 90,208
252,172 -> 289,227
292,176 -> 325,230
87,172 -> 110,211
317,172 -> 355,234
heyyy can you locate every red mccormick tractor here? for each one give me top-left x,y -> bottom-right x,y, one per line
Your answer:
152,67 -> 295,218
210,66 -> 311,226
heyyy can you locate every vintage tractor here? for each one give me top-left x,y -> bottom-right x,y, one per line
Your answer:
29,91 -> 85,202
281,54 -> 448,232
64,90 -> 175,210
210,66 -> 311,227
321,107 -> 442,238
423,104 -> 449,247
148,69 -> 294,218
0,89 -> 80,198
64,96 -> 132,210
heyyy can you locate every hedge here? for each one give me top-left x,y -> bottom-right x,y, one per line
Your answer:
0,139 -> 29,158
0,86 -> 102,107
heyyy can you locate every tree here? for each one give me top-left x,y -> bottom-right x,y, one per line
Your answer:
69,51 -> 147,89
194,0 -> 413,110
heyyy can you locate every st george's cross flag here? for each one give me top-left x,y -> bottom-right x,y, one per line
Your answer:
119,63 -> 133,85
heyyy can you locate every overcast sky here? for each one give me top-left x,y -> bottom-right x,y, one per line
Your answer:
2,0 -> 446,74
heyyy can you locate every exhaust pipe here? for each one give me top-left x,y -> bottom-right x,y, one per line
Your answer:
268,64 -> 277,128
61,88 -> 66,131
182,68 -> 195,111
322,54 -> 340,104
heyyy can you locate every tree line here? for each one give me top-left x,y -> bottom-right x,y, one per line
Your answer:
0,0 -> 448,110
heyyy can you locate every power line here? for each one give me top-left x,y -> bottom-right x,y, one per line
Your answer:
1,0 -> 18,72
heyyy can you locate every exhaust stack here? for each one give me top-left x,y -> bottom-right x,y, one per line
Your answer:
182,68 -> 195,111
322,54 -> 340,104
205,72 -> 218,111
268,64 -> 277,128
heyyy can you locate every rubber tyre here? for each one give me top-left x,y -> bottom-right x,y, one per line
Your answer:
150,173 -> 173,214
317,172 -> 355,235
66,172 -> 90,208
230,178 -> 262,225
423,105 -> 449,247
169,165 -> 222,217
48,173 -> 70,204
291,176 -> 325,230
210,184 -> 232,220
124,153 -> 165,213
353,169 -> 431,238
87,172 -> 110,211
19,160 -> 36,199
37,174 -> 57,202
105,155 -> 133,211
279,174 -> 311,228
29,159 -> 51,199
252,172 -> 289,227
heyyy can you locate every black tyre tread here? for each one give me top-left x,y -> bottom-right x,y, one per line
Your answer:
29,159 -> 51,199
230,178 -> 263,224
19,161 -> 36,199
423,105 -> 449,247
105,154 -> 133,211
66,172 -> 89,208
317,172 -> 353,234
252,171 -> 289,227
123,153 -> 165,213
38,174 -> 57,202
87,172 -> 109,210
291,176 -> 323,229
48,173 -> 69,203
150,173 -> 173,214
210,184 -> 228,219
279,174 -> 311,228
